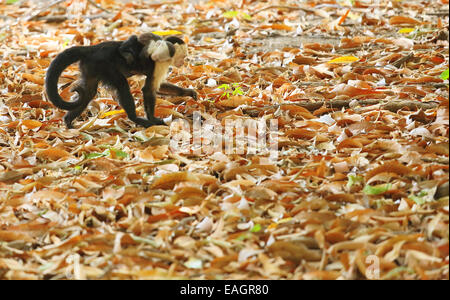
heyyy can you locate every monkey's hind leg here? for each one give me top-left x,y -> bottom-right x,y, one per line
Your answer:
105,70 -> 155,128
64,77 -> 98,128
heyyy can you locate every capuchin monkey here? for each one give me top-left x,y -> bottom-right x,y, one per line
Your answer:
45,33 -> 197,128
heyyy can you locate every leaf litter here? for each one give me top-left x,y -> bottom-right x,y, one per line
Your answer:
0,0 -> 448,280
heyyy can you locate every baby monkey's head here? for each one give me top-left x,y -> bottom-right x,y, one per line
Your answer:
146,36 -> 187,67
165,36 -> 187,67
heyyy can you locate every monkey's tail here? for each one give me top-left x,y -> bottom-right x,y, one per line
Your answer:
45,46 -> 87,111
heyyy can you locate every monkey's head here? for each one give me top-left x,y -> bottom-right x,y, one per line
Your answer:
147,36 -> 187,67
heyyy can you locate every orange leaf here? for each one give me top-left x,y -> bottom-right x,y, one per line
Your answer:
192,27 -> 223,35
285,128 -> 316,140
270,24 -> 293,31
337,137 -> 364,150
334,85 -> 384,97
154,107 -> 183,118
365,161 -> 413,181
191,65 -> 224,73
0,230 -> 34,242
258,24 -> 294,31
281,104 -> 315,119
147,207 -> 187,223
326,193 -> 356,203
151,171 -> 198,190
338,9 -> 350,26
22,119 -> 42,129
389,16 -> 421,25
37,147 -> 71,161
293,55 -> 317,65
22,73 -> 44,85
5,120 -> 19,129
218,96 -> 254,108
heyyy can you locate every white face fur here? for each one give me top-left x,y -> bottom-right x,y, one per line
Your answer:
147,40 -> 187,67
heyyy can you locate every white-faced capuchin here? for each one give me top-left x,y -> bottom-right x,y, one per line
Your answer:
44,33 -> 197,128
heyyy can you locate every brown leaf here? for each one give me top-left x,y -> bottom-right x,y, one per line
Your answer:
268,241 -> 322,263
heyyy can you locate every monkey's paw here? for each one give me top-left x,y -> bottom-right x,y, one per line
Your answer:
185,89 -> 197,100
147,117 -> 167,127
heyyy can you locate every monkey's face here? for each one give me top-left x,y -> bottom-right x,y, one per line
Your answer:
172,43 -> 187,67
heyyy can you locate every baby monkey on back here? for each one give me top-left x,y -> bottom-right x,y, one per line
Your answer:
45,33 -> 197,128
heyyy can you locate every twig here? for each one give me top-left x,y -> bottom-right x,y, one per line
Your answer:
421,157 -> 450,165
195,17 -> 222,24
426,12 -> 449,16
25,0 -> 67,21
392,52 -> 415,68
243,100 -> 440,117
86,0 -> 111,14
251,5 -> 315,16
36,13 -> 112,22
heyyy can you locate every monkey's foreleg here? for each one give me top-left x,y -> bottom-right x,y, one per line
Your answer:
106,71 -> 155,128
158,82 -> 197,100
142,79 -> 166,126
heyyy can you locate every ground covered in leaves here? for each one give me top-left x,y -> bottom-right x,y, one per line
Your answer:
0,0 -> 448,280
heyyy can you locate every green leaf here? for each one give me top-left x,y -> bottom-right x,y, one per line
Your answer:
85,149 -> 109,160
347,174 -> 364,188
223,10 -> 252,20
74,165 -> 82,171
440,68 -> 449,80
382,266 -> 415,280
232,87 -> 244,96
363,183 -> 392,195
110,148 -> 128,158
218,84 -> 230,90
410,195 -> 426,205
242,13 -> 252,21
250,224 -> 261,233
62,38 -> 70,48
6,0 -> 20,4
223,11 -> 239,18
38,209 -> 48,217
235,233 -> 251,241
409,189 -> 435,205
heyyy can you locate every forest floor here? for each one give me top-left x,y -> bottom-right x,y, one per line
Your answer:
0,0 -> 448,280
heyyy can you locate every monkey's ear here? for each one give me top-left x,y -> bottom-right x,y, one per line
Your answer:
119,35 -> 138,65
148,40 -> 174,62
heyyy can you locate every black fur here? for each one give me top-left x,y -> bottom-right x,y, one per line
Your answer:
44,34 -> 196,129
